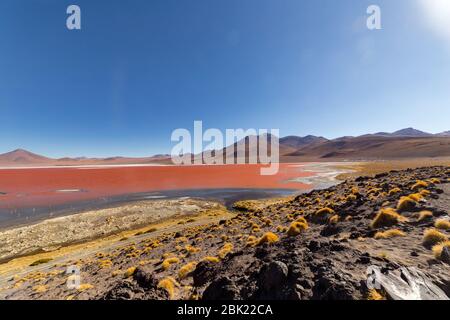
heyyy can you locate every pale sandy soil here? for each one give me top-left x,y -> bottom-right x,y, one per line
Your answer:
0,198 -> 224,263
335,158 -> 450,180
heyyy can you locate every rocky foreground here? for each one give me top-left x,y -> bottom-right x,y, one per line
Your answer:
2,166 -> 450,300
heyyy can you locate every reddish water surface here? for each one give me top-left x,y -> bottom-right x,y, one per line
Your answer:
0,164 -> 313,210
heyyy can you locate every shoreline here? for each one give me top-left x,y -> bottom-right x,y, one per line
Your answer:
0,188 -> 299,231
0,198 -> 227,264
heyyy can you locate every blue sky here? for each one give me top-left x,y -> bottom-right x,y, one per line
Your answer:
1,0 -> 449,157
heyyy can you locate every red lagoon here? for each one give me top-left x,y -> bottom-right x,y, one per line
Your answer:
0,163 -> 314,210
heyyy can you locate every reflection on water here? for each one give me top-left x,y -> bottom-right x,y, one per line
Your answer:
0,188 -> 298,230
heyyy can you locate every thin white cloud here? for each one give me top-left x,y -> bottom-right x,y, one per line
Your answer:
418,0 -> 450,42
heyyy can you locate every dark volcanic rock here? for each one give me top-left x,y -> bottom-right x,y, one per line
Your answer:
193,261 -> 218,287
258,261 -> 288,291
202,277 -> 240,300
442,247 -> 450,264
103,280 -> 141,300
133,267 -> 157,289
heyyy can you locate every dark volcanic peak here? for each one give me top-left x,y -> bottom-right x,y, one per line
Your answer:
436,131 -> 450,137
391,128 -> 432,137
366,128 -> 433,138
0,148 -> 51,163
280,135 -> 328,149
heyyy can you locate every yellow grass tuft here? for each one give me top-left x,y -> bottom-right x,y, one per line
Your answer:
370,208 -> 408,229
218,243 -> 233,259
157,277 -> 178,299
185,244 -> 201,254
124,266 -> 137,277
374,229 -> 406,239
388,187 -> 402,196
162,257 -> 180,270
419,189 -> 431,197
367,289 -> 384,300
256,232 -> 279,246
411,180 -> 428,191
296,216 -> 307,224
77,283 -> 94,292
246,235 -> 258,246
329,215 -> 339,224
432,240 -> 450,260
417,210 -> 433,221
423,229 -> 448,247
396,196 -> 416,212
315,207 -> 335,217
286,221 -> 308,236
202,256 -> 220,263
111,270 -> 121,277
33,285 -> 47,293
429,178 -> 441,184
98,259 -> 113,269
407,193 -> 424,202
435,219 -> 450,230
178,261 -> 197,279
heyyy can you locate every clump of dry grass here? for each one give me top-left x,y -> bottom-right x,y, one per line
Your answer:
396,196 -> 417,212
185,244 -> 201,254
417,210 -> 433,221
370,208 -> 408,229
98,259 -> 113,269
286,221 -> 308,236
434,219 -> 450,230
124,266 -> 137,277
411,180 -> 428,191
157,277 -> 178,299
422,229 -> 448,247
367,289 -> 384,300
256,232 -> 279,246
246,235 -> 258,246
315,207 -> 335,216
77,283 -> 94,292
329,215 -> 339,224
388,187 -> 402,196
33,285 -> 47,293
162,257 -> 180,270
374,229 -> 406,239
296,216 -> 307,224
429,178 -> 441,184
178,261 -> 197,279
432,240 -> 450,260
201,256 -> 220,263
218,243 -> 233,259
408,193 -> 424,202
388,188 -> 402,196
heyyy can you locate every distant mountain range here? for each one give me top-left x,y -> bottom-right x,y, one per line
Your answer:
1,128 -> 449,166
0,149 -> 173,167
